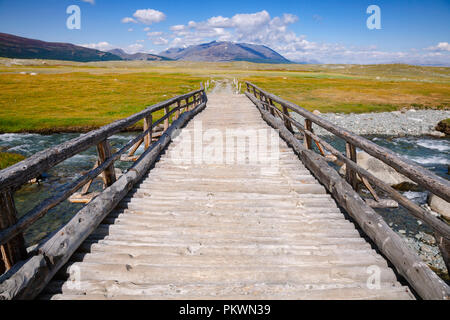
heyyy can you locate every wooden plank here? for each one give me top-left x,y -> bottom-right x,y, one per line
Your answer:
96,140 -> 116,187
246,91 -> 450,300
245,82 -> 450,203
0,191 -> 26,273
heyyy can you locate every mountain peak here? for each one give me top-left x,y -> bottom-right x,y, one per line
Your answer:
159,41 -> 292,64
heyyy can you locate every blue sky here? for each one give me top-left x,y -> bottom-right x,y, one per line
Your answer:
0,0 -> 449,64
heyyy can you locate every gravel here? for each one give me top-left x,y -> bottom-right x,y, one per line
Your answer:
290,109 -> 450,136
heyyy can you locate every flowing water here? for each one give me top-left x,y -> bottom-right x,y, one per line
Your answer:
0,132 -> 449,247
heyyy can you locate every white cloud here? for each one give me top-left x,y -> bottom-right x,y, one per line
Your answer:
122,17 -> 137,24
426,42 -> 450,52
81,0 -> 95,4
126,43 -> 145,54
128,28 -> 134,32
152,37 -> 169,45
133,9 -> 166,25
80,41 -> 114,51
143,27 -> 151,32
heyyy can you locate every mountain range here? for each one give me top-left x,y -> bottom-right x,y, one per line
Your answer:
107,48 -> 172,61
0,33 -> 293,64
159,41 -> 292,64
0,32 -> 121,62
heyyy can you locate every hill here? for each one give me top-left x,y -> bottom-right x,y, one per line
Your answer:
0,33 -> 122,62
159,41 -> 292,64
108,49 -> 173,61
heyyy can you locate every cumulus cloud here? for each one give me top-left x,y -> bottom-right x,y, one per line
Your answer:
81,0 -> 95,4
132,9 -> 166,25
426,42 -> 450,52
143,27 -> 151,32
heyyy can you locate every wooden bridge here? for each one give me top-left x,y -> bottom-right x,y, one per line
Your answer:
0,81 -> 449,300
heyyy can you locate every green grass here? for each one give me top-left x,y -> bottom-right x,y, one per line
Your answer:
0,152 -> 26,170
0,59 -> 448,132
0,71 -> 204,133
242,74 -> 450,113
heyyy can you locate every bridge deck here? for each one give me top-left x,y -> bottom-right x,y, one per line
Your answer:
42,85 -> 414,300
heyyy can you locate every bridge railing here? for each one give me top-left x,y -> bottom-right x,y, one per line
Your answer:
0,85 -> 207,299
245,81 -> 450,300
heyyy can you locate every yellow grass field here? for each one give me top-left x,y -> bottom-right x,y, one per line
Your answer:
0,58 -> 449,133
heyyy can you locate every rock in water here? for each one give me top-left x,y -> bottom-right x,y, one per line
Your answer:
339,151 -> 416,187
428,194 -> 450,221
435,119 -> 450,136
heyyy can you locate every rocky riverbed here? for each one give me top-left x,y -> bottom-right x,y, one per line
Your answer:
291,109 -> 450,136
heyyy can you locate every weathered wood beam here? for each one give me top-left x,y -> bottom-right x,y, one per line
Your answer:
286,113 -> 450,241
304,119 -> 313,150
144,115 -> 152,150
246,91 -> 450,300
96,140 -> 116,188
163,106 -> 170,132
345,142 -> 358,191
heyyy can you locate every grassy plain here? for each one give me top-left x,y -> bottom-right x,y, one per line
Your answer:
0,58 -> 449,132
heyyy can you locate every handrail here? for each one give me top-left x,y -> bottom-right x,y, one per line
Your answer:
0,86 -> 207,279
246,82 -> 450,203
0,89 -> 204,192
245,81 -> 449,300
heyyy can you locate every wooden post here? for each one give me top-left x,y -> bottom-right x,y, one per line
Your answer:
346,142 -> 358,191
144,114 -> 153,149
0,190 -> 26,273
281,104 -> 293,132
175,101 -> 181,120
304,119 -> 313,150
185,98 -> 190,112
246,83 -> 250,92
164,106 -> 170,132
96,140 -> 116,188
